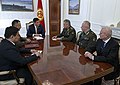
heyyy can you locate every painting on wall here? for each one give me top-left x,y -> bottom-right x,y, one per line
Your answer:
1,0 -> 34,11
69,0 -> 80,14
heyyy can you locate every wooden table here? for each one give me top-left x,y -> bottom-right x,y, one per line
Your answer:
27,36 -> 114,85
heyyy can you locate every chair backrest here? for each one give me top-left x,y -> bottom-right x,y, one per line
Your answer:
117,21 -> 120,28
26,21 -> 33,30
0,70 -> 25,85
0,37 -> 3,43
76,31 -> 82,42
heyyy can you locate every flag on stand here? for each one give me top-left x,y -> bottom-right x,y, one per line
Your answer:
37,0 -> 45,31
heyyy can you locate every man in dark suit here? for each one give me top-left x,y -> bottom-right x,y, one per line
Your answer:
52,19 -> 76,43
84,26 -> 119,85
27,18 -> 45,38
12,19 -> 31,47
0,26 -> 41,85
76,21 -> 97,50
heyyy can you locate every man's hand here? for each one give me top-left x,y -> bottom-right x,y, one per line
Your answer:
84,51 -> 94,60
30,49 -> 37,54
52,36 -> 57,39
25,39 -> 31,43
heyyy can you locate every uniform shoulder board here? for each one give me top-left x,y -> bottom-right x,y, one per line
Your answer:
71,31 -> 75,34
70,27 -> 74,30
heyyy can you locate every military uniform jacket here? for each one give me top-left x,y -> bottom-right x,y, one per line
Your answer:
76,29 -> 97,49
57,26 -> 76,43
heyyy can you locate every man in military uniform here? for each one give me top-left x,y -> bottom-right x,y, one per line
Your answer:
53,19 -> 76,43
76,21 -> 97,49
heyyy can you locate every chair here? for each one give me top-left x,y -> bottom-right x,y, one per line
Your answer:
117,21 -> 120,28
114,47 -> 120,85
76,31 -> 82,42
0,37 -> 3,42
114,76 -> 120,85
102,78 -> 114,85
0,70 -> 25,85
26,21 -> 33,30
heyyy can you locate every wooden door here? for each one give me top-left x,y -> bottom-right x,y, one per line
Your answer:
49,0 -> 61,37
49,0 -> 61,46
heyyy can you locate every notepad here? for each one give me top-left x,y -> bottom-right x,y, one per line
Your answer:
33,36 -> 43,40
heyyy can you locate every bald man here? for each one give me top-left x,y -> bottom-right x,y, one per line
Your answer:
84,26 -> 119,85
76,21 -> 97,50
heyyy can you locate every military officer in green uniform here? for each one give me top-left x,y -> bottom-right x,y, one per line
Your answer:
76,21 -> 97,49
53,19 -> 76,43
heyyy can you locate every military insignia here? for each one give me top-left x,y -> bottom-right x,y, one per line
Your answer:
84,37 -> 89,40
93,38 -> 96,41
37,9 -> 44,21
72,32 -> 74,34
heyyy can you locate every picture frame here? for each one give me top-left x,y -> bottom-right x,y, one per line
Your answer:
1,0 -> 34,11
69,0 -> 80,14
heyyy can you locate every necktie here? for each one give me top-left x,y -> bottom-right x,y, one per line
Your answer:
103,42 -> 106,47
101,41 -> 106,49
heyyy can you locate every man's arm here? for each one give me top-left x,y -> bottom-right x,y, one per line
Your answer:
39,24 -> 45,38
61,29 -> 76,41
85,34 -> 97,51
94,43 -> 119,66
3,48 -> 38,66
57,30 -> 64,38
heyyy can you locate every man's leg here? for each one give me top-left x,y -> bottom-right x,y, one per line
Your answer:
16,66 -> 34,85
94,77 -> 102,85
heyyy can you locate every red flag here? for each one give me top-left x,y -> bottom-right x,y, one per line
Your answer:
37,0 -> 45,31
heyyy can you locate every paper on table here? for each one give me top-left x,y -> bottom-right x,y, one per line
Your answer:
34,36 -> 43,40
52,38 -> 57,41
33,34 -> 42,37
38,50 -> 42,53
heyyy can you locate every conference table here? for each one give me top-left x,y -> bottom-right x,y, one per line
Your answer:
26,35 -> 114,85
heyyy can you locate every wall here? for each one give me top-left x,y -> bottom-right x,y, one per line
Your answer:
0,0 -> 120,38
61,0 -> 91,33
62,0 -> 120,38
89,0 -> 120,37
0,0 -> 48,37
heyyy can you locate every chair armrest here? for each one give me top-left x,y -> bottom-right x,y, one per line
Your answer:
0,70 -> 16,75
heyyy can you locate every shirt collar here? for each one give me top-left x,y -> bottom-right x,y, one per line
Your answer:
34,24 -> 37,28
84,29 -> 90,34
6,39 -> 15,45
103,37 -> 111,43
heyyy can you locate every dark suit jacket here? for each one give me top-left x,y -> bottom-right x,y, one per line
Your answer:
27,24 -> 45,38
0,39 -> 38,71
86,38 -> 119,79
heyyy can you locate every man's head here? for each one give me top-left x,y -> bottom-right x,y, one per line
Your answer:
81,21 -> 91,32
99,26 -> 112,40
63,19 -> 71,29
33,18 -> 40,27
12,20 -> 21,30
4,26 -> 20,43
